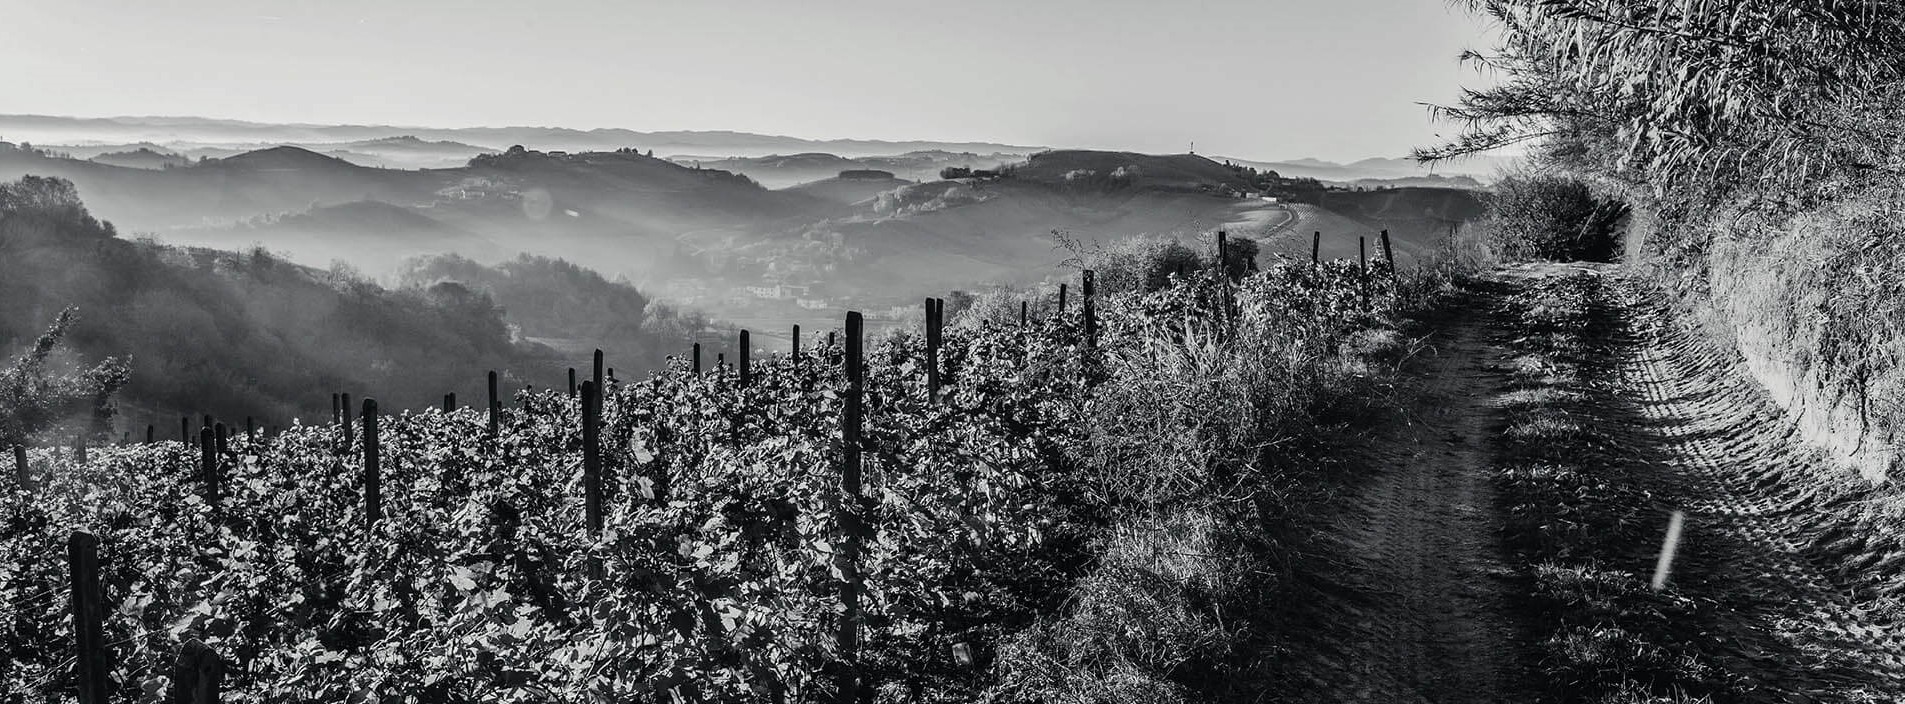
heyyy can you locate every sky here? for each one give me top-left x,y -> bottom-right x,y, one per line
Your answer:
0,0 -> 1498,163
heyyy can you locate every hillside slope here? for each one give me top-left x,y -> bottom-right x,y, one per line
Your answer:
0,176 -> 518,424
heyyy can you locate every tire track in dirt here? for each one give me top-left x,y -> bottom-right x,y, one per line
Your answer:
1607,275 -> 1905,700
1283,303 -> 1538,703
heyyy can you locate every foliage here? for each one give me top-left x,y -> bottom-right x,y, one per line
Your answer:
0,178 -> 524,426
399,253 -> 713,368
0,252 -> 1408,702
1422,0 -> 1905,194
0,310 -> 130,447
1481,172 -> 1629,262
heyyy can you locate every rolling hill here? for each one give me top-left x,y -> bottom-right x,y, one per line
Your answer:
0,139 -> 1492,332
88,147 -> 189,170
2,114 -> 1047,159
697,151 -> 1018,188
783,171 -> 915,205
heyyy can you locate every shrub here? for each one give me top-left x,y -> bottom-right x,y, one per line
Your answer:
1480,173 -> 1628,263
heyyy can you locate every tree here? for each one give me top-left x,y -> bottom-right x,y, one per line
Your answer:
1419,1 -> 1905,193
0,309 -> 130,448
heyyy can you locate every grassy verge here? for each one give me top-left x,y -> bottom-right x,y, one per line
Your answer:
981,236 -> 1488,702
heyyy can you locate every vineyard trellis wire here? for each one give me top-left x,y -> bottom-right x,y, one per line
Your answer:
1,248 -> 1404,702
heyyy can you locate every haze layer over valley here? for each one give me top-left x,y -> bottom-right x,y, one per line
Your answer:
1,114 -> 1492,346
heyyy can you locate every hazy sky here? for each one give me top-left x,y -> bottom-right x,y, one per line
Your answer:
2,0 -> 1496,162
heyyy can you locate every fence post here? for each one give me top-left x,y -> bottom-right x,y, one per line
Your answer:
739,330 -> 751,388
214,423 -> 227,462
568,368 -> 577,398
443,393 -> 455,413
181,416 -> 191,445
245,417 -> 255,444
717,353 -> 725,372
581,380 -> 602,535
1082,270 -> 1097,348
200,427 -> 218,504
1217,230 -> 1229,274
837,311 -> 866,703
12,445 -> 27,492
1358,236 -> 1370,313
692,342 -> 702,374
793,324 -> 803,361
1058,283 -> 1068,314
925,298 -> 940,401
146,425 -> 154,444
1380,229 -> 1397,281
68,531 -> 109,704
593,349 -> 605,390
166,640 -> 223,704
339,394 -> 353,447
487,371 -> 500,439
362,398 -> 380,531
1312,231 -> 1321,264
1020,300 -> 1028,327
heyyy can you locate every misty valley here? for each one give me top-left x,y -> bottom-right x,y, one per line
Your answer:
13,2 -> 1902,702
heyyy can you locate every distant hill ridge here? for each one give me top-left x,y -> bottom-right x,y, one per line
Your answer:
0,114 -> 1048,159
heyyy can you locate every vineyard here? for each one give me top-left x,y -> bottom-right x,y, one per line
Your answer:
2,237 -> 1416,703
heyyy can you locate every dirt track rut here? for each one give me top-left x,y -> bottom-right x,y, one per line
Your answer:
1283,265 -> 1905,701
1611,274 -> 1905,700
1287,301 -> 1536,703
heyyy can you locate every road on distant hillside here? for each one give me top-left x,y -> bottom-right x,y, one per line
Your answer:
1274,264 -> 1905,702
1219,200 -> 1297,238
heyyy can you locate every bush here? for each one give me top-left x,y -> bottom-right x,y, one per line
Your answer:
1481,173 -> 1628,262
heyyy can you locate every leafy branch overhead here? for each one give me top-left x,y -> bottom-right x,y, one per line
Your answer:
1421,0 -> 1905,188
0,309 -> 130,447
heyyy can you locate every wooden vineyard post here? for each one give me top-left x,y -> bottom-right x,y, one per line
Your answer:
12,445 -> 28,492
74,433 -> 86,464
837,311 -> 866,703
245,417 -> 255,444
214,423 -> 227,461
717,353 -> 725,372
146,425 -> 154,444
1380,229 -> 1397,283
793,324 -> 803,361
443,393 -> 455,413
1312,230 -> 1321,264
936,298 -> 953,388
1358,236 -> 1370,313
362,398 -> 381,531
925,297 -> 940,401
1216,230 -> 1234,327
331,393 -> 341,427
181,416 -> 191,445
568,368 -> 577,398
166,640 -> 224,704
593,349 -> 605,390
1082,270 -> 1097,348
1217,230 -> 1229,276
1020,300 -> 1028,327
581,380 -> 603,535
487,371 -> 500,439
692,342 -> 702,374
738,330 -> 752,388
200,427 -> 218,505
340,394 -> 354,447
68,531 -> 109,704
1058,283 -> 1068,315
